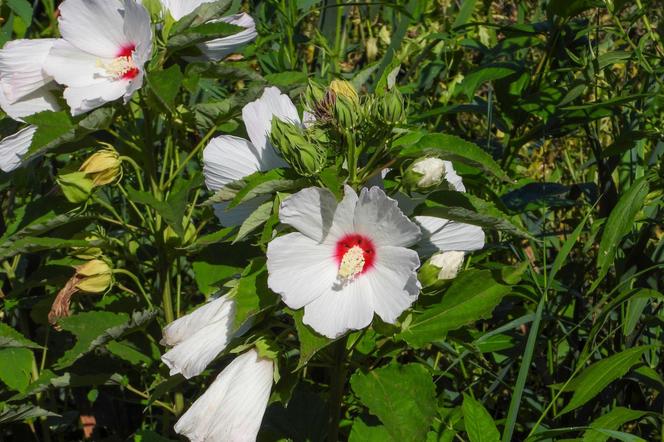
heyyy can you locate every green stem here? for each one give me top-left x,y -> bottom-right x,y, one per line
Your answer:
327,337 -> 348,442
162,125 -> 218,190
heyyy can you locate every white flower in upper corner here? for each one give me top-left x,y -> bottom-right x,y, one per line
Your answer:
161,295 -> 235,379
159,0 -> 216,20
44,0 -> 152,116
0,39 -> 60,172
203,86 -> 298,227
174,348 -> 273,442
267,186 -> 421,338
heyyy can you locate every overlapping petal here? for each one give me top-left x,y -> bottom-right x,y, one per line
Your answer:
0,126 -> 36,173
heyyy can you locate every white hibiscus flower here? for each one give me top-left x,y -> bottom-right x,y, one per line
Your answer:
174,348 -> 273,442
203,86 -> 297,226
44,0 -> 152,116
267,185 -> 421,338
160,295 -> 235,379
157,0 -> 257,62
0,39 -> 60,172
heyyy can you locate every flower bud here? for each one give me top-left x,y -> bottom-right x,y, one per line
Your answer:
75,259 -> 113,293
333,95 -> 361,129
270,118 -> 326,177
72,233 -> 104,259
378,89 -> 406,124
404,157 -> 446,190
80,146 -> 122,186
305,81 -> 332,122
419,251 -> 465,287
329,79 -> 359,104
57,171 -> 94,204
366,37 -> 378,62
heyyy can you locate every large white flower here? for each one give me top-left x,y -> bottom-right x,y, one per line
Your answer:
160,295 -> 235,379
203,86 -> 297,226
44,0 -> 152,116
267,185 -> 421,338
174,348 -> 273,442
0,39 -> 60,172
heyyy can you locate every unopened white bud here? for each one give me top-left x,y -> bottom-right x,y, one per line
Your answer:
429,251 -> 465,280
412,157 -> 446,188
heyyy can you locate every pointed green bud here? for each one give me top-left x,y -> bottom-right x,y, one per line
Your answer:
58,171 -> 94,204
378,88 -> 406,124
270,118 -> 326,177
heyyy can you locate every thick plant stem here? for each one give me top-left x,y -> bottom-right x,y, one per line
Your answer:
161,266 -> 184,415
327,337 -> 348,442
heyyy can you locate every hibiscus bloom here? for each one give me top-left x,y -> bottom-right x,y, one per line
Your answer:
44,0 -> 152,116
157,0 -> 256,61
203,86 -> 297,226
0,39 -> 60,172
267,185 -> 421,338
160,295 -> 235,379
174,348 -> 273,442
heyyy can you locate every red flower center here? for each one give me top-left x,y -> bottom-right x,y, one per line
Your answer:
334,234 -> 376,276
115,44 -> 139,80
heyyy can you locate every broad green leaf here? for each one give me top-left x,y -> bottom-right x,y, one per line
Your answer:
582,407 -> 648,442
292,309 -> 334,371
169,0 -> 233,35
349,419 -> 393,442
452,0 -> 478,28
457,64 -> 519,99
231,259 -> 278,332
0,236 -> 96,260
7,0 -> 33,24
0,347 -> 34,392
205,168 -> 303,208
399,133 -> 509,181
168,21 -> 243,50
594,177 -> 649,290
462,394 -> 500,442
233,201 -> 273,243
0,404 -> 57,424
350,363 -> 436,442
147,64 -> 183,109
401,265 -> 526,347
0,323 -> 41,349
623,297 -> 650,336
106,340 -> 153,366
559,346 -> 653,415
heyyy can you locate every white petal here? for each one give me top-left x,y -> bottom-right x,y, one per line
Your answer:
354,186 -> 421,248
242,86 -> 298,166
367,246 -> 420,324
161,297 -> 235,379
415,215 -> 485,256
302,110 -> 316,128
203,135 -> 262,191
267,232 -> 338,309
325,185 -> 359,242
302,276 -> 374,338
174,349 -> 273,442
213,196 -> 270,228
0,84 -> 59,121
122,0 -> 152,64
196,13 -> 257,61
57,0 -> 128,58
443,160 -> 465,192
0,39 -> 56,103
0,126 -> 35,173
278,187 -> 338,242
44,39 -> 109,88
161,0 -> 215,21
63,80 -> 129,116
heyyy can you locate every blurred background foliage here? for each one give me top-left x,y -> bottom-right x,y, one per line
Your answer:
0,0 -> 663,441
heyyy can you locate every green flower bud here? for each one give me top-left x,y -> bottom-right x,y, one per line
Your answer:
379,89 -> 406,124
58,171 -> 94,204
403,157 -> 447,191
270,118 -> 326,177
333,95 -> 361,129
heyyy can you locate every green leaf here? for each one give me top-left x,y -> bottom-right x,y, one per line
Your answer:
292,309 -> 334,371
0,404 -> 57,424
231,259 -> 278,332
582,407 -> 648,442
0,236 -> 96,260
594,176 -> 649,291
234,200 -> 273,243
0,348 -> 34,392
400,133 -> 509,181
106,340 -> 153,366
462,394 -> 500,442
169,0 -> 233,35
54,310 -> 156,370
420,191 -> 532,239
349,419 -> 393,442
401,265 -> 526,347
205,168 -> 303,208
24,111 -> 75,152
457,63 -> 519,99
547,0 -> 604,18
351,363 -> 436,442
168,21 -> 244,50
559,346 -> 653,415
0,323 -> 41,349
147,64 -> 183,109
7,0 -> 33,25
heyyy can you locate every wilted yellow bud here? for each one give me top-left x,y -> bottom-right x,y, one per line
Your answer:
75,259 -> 112,293
366,37 -> 378,62
80,147 -> 122,186
329,79 -> 359,104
